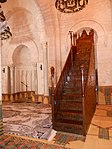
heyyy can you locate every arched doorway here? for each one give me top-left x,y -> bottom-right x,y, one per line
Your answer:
12,44 -> 37,102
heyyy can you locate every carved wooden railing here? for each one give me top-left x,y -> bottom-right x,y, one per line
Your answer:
52,45 -> 77,125
80,30 -> 96,135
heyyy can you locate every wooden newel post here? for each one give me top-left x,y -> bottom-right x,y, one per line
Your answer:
51,66 -> 54,77
51,66 -> 54,87
69,31 -> 73,47
80,64 -> 85,97
50,66 -> 55,96
50,66 -> 55,124
69,31 -> 74,66
80,64 -> 86,135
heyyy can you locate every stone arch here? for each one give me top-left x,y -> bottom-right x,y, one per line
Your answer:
10,37 -> 39,65
65,20 -> 108,94
65,20 -> 107,69
5,2 -> 46,42
66,20 -> 107,49
12,44 -> 32,66
12,44 -> 39,93
4,4 -> 46,65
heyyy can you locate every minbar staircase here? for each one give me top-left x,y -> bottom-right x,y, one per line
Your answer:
51,29 -> 97,136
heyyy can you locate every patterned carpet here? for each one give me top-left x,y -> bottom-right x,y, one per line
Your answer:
2,102 -> 52,140
54,132 -> 85,146
107,111 -> 112,117
0,134 -> 71,149
98,127 -> 109,140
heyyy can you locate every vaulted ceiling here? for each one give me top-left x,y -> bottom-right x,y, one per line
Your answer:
1,0 -> 58,42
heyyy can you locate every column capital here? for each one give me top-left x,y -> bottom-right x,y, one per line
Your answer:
8,64 -> 15,68
32,62 -> 37,67
42,41 -> 48,49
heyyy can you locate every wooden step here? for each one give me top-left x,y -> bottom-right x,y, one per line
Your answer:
64,82 -> 81,88
63,77 -> 82,88
71,68 -> 88,74
58,108 -> 83,113
59,100 -> 82,104
58,109 -> 82,113
59,102 -> 83,112
55,118 -> 83,125
76,56 -> 90,61
56,111 -> 83,122
60,99 -> 82,103
64,82 -> 82,89
62,94 -> 83,102
63,88 -> 82,94
53,121 -> 83,135
59,100 -> 83,107
57,110 -> 83,115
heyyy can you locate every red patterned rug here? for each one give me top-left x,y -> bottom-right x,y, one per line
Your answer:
0,134 -> 71,149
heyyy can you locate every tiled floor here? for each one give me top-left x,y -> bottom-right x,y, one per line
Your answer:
83,105 -> 112,149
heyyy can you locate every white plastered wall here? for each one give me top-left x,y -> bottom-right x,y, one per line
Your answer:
0,0 -> 112,100
1,0 -> 49,96
52,0 -> 112,87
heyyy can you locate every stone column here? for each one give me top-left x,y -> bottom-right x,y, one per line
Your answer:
32,63 -> 38,92
9,64 -> 15,102
31,63 -> 37,102
37,62 -> 44,103
2,66 -> 9,102
43,42 -> 49,104
25,70 -> 28,98
0,39 -> 3,135
14,66 -> 18,101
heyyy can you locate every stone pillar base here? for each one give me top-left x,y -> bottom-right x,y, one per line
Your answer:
43,96 -> 49,104
38,96 -> 43,103
2,94 -> 10,102
10,95 -> 14,102
19,93 -> 23,100
15,94 -> 18,100
32,95 -> 35,102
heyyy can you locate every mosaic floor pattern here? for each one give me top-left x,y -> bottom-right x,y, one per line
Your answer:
2,102 -> 52,139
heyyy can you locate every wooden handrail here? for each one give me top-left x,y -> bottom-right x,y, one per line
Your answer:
80,29 -> 96,135
54,46 -> 76,95
80,64 -> 85,97
51,45 -> 77,124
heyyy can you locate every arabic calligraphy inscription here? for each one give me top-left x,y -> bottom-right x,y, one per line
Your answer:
55,0 -> 88,13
